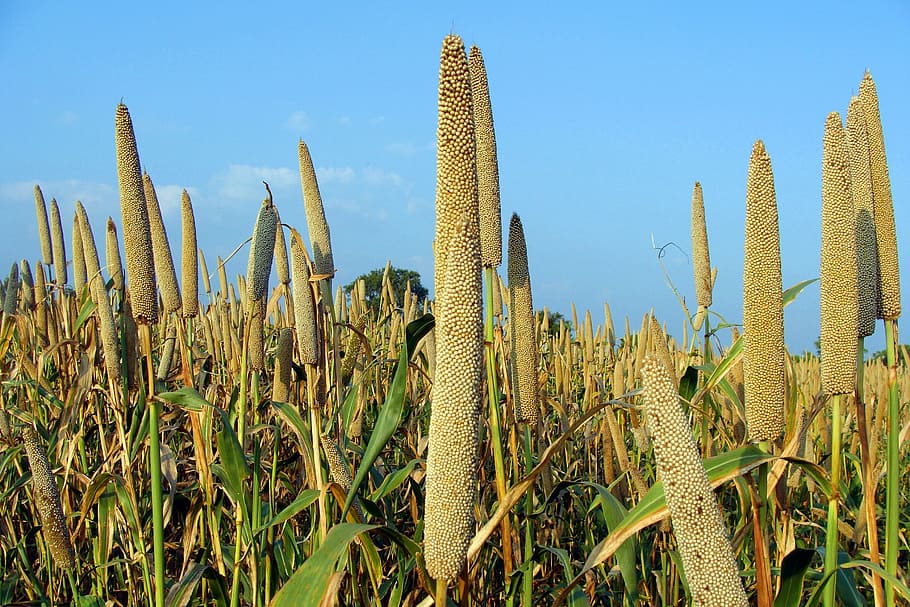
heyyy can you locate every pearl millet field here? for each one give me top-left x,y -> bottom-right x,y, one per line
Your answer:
0,34 -> 907,607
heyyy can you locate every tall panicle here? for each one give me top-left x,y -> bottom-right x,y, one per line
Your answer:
106,218 -> 124,292
142,172 -> 182,315
845,97 -> 879,339
19,260 -> 35,312
507,213 -> 539,427
691,181 -> 712,330
290,234 -> 318,366
114,103 -> 157,324
76,202 -> 122,384
742,140 -> 785,441
34,185 -> 53,266
859,71 -> 900,320
181,190 -> 198,318
640,357 -> 749,607
469,45 -> 502,268
424,33 -> 483,583
246,196 -> 277,303
298,140 -> 335,282
49,198 -> 67,288
72,211 -> 87,296
820,112 -> 858,396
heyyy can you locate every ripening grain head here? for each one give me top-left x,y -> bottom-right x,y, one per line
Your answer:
49,198 -> 67,288
640,357 -> 749,607
820,112 -> 858,396
845,96 -> 879,339
507,213 -> 539,427
246,198 -> 277,302
181,190 -> 198,318
142,172 -> 182,314
691,181 -> 712,314
469,44 -> 502,268
298,140 -> 335,280
115,103 -> 157,324
742,140 -> 785,441
34,185 -> 53,266
859,71 -> 900,320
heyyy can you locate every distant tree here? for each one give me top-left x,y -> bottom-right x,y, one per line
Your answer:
344,266 -> 428,312
536,309 -> 573,337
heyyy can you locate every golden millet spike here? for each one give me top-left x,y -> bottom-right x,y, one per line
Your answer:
247,197 -> 277,302
76,202 -> 122,384
48,198 -> 67,287
507,213 -> 540,427
272,327 -> 294,403
115,103 -> 157,324
469,44 -> 502,268
34,185 -> 53,266
742,140 -> 785,441
433,33 -> 477,315
19,260 -> 35,312
649,313 -> 678,388
859,71 -> 900,320
298,140 -> 335,280
181,190 -> 198,318
820,112 -> 858,396
142,172 -> 182,314
3,263 -> 19,316
22,424 -> 77,571
691,181 -> 712,329
845,97 -> 879,339
72,211 -> 86,296
274,209 -> 290,286
640,357 -> 749,607
106,218 -> 124,292
290,234 -> 318,365
425,216 -> 484,581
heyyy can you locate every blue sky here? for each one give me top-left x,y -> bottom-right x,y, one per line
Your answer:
1,2 -> 907,354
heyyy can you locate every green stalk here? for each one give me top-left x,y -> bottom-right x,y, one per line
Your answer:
884,318 -> 900,606
307,363 -> 328,543
824,393 -> 843,607
250,371 -> 261,607
141,324 -> 165,607
522,424 -> 534,607
230,317 -> 250,607
484,267 -> 512,576
855,336 -> 885,607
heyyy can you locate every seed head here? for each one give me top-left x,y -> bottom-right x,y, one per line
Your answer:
72,211 -> 86,296
19,260 -> 35,311
247,198 -> 277,302
425,216 -> 484,581
821,112 -> 858,396
273,327 -> 294,403
469,45 -> 502,268
106,218 -> 124,292
34,185 -> 53,266
290,235 -> 318,365
507,213 -> 539,427
298,140 -> 335,280
846,97 -> 879,338
691,181 -> 712,312
142,173 -> 182,314
274,210 -> 290,286
22,425 -> 76,571
640,357 -> 748,607
115,103 -> 157,324
859,72 -> 900,320
742,141 -> 785,441
181,190 -> 198,318
76,202 -> 122,384
49,198 -> 67,287
3,263 -> 19,316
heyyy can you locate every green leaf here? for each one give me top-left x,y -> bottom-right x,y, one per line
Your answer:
214,409 -> 250,521
75,596 -> 106,607
271,523 -> 378,607
536,545 -> 589,607
342,314 -> 433,519
585,483 -> 639,602
272,400 -> 312,458
158,387 -> 211,412
678,365 -> 699,402
165,562 -> 214,607
73,296 -> 97,334
369,459 -> 421,501
783,278 -> 818,306
254,489 -> 320,534
774,548 -> 816,607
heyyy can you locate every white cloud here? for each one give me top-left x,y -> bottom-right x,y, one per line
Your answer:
285,110 -> 310,131
214,164 -> 297,202
154,184 -> 201,216
362,167 -> 402,187
316,166 -> 355,184
332,198 -> 388,222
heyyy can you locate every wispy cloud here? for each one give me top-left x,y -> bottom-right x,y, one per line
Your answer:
214,164 -> 297,202
154,184 -> 201,215
285,110 -> 310,131
362,167 -> 402,187
1,179 -> 117,209
316,166 -> 355,184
